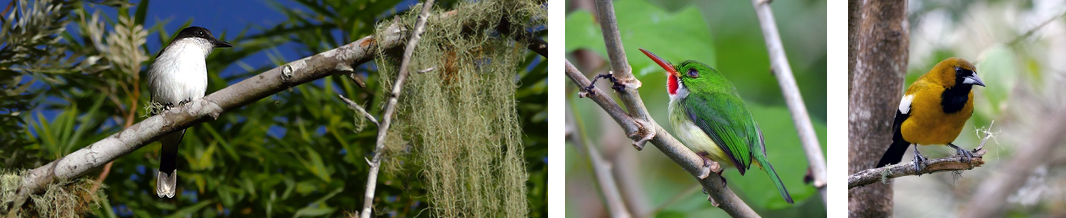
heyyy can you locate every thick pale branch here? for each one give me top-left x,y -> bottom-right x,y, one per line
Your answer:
12,23 -> 404,207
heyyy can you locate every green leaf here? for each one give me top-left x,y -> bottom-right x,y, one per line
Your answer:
565,0 -> 716,72
135,0 -> 149,25
974,45 -> 1016,120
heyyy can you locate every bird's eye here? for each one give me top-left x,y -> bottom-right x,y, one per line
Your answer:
687,68 -> 699,78
955,67 -> 972,77
198,31 -> 205,36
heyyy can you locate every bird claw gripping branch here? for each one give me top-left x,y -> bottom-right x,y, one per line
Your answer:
581,72 -> 626,97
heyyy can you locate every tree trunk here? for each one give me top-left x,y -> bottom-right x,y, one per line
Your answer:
848,0 -> 909,217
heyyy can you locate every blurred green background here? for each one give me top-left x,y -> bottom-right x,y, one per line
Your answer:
565,0 -> 826,217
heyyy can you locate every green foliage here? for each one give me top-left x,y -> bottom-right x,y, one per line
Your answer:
2,0 -> 547,217
565,0 -> 826,216
0,0 -> 81,165
565,0 -> 716,67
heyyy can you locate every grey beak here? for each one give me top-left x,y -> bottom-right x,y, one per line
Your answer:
963,73 -> 985,87
213,38 -> 232,48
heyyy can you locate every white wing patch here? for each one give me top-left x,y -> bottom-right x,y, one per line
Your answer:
898,94 -> 914,114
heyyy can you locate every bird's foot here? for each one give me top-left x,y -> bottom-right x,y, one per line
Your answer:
912,148 -> 927,175
948,143 -> 974,165
178,99 -> 192,106
695,153 -> 728,186
698,154 -> 713,180
581,72 -> 625,97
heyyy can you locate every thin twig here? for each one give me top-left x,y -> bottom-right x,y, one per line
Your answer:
566,60 -> 758,217
360,1 -> 434,218
567,62 -> 640,140
416,67 -> 435,74
338,95 -> 379,126
962,112 -> 1066,217
89,162 -> 112,193
750,0 -> 827,204
567,104 -> 632,218
348,73 -> 367,89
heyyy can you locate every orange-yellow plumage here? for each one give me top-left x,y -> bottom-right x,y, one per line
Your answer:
900,58 -> 976,145
875,57 -> 985,169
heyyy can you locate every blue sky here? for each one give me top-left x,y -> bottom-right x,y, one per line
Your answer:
23,0 -> 419,135
91,0 -> 416,79
26,0 -> 541,138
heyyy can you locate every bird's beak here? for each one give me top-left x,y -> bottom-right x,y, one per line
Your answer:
213,38 -> 233,48
639,48 -> 678,77
963,73 -> 985,87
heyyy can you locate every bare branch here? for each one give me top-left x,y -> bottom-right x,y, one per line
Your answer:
360,1 -> 434,218
525,36 -> 547,58
848,150 -> 986,189
750,0 -> 827,204
567,107 -> 632,218
592,0 -> 655,150
565,59 -> 758,217
849,125 -> 994,189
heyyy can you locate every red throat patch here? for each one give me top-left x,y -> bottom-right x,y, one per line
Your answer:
638,48 -> 680,96
667,73 -> 678,95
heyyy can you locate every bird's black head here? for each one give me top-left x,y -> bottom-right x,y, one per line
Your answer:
175,26 -> 232,48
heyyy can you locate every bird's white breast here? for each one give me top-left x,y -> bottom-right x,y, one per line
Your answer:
148,39 -> 213,104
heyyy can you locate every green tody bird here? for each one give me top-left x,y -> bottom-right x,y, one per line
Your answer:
640,48 -> 793,204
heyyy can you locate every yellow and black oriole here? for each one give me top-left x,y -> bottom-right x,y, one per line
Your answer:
876,57 -> 986,171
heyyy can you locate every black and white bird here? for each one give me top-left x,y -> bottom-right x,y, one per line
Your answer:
147,26 -> 231,198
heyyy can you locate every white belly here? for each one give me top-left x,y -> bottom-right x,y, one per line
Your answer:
148,43 -> 209,104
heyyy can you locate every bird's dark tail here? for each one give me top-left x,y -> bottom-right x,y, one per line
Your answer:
876,136 -> 911,168
156,129 -> 184,198
876,110 -> 911,168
